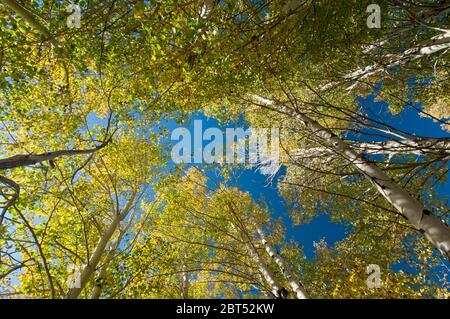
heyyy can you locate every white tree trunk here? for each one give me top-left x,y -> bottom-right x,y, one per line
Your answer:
89,246 -> 115,299
256,228 -> 308,299
89,212 -> 135,299
251,95 -> 450,261
181,263 -> 189,299
228,209 -> 287,298
355,138 -> 450,156
291,137 -> 450,158
245,241 -> 286,298
321,31 -> 450,91
66,192 -> 136,299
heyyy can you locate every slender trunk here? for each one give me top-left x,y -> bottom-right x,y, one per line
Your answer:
228,212 -> 286,298
66,192 -> 136,299
89,213 -> 134,299
355,138 -> 450,156
0,143 -> 107,171
89,247 -> 115,299
251,95 -> 450,261
66,215 -> 121,299
321,31 -> 450,91
291,137 -> 450,158
245,241 -> 286,298
0,0 -> 51,38
16,208 -> 56,298
0,175 -> 20,224
181,264 -> 189,299
256,228 -> 308,299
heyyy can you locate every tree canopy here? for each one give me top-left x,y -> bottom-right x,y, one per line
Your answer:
0,0 -> 449,299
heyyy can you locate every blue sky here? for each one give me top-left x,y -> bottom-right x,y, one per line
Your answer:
159,90 -> 450,263
161,112 -> 347,258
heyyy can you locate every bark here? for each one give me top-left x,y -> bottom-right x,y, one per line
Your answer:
0,175 -> 20,225
66,192 -> 136,299
251,95 -> 450,261
89,247 -> 115,299
256,228 -> 308,299
291,137 -> 450,158
355,138 -> 450,156
0,143 -> 107,171
321,31 -> 450,91
90,213 -> 134,299
228,210 -> 287,298
89,236 -> 124,298
245,240 -> 286,298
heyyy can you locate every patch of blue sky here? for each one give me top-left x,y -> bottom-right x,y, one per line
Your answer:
162,111 -> 347,259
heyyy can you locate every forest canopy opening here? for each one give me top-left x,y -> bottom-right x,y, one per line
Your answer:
0,0 -> 448,301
